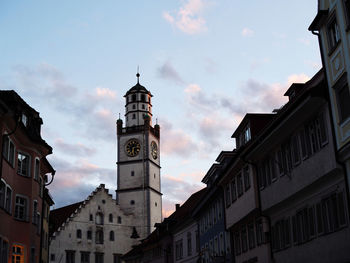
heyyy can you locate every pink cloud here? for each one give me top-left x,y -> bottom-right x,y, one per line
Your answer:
163,0 -> 208,35
242,27 -> 254,37
161,119 -> 198,157
95,87 -> 116,99
55,138 -> 96,156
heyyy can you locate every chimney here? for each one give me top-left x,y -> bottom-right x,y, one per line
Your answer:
175,204 -> 180,210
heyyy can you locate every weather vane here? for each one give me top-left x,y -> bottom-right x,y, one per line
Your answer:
136,65 -> 140,84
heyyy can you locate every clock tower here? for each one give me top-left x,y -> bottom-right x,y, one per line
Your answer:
116,73 -> 162,239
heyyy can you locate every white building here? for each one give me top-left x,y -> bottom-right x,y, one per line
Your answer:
49,74 -> 162,263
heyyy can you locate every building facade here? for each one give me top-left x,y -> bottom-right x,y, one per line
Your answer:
309,0 -> 350,208
246,70 -> 350,262
49,184 -> 135,263
219,115 -> 274,263
0,90 -> 55,263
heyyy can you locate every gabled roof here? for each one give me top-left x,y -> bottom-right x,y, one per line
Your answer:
49,184 -> 114,238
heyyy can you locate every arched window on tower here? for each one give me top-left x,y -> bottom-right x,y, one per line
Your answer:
132,94 -> 136,101
109,213 -> 113,223
96,229 -> 103,244
77,229 -> 82,239
118,216 -> 122,224
96,212 -> 104,225
141,94 -> 145,102
110,231 -> 115,241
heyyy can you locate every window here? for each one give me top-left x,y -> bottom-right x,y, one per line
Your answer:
219,232 -> 224,256
214,236 -> 218,256
272,218 -> 291,251
32,200 -> 38,225
12,245 -> 24,263
243,166 -> 250,191
89,214 -> 93,221
95,213 -> 104,225
109,213 -> 113,222
327,14 -> 341,53
117,216 -> 122,224
50,254 -> 55,261
248,223 -> 255,249
132,114 -> 136,119
81,252 -> 90,263
309,206 -> 316,239
237,173 -> 243,196
113,254 -> 121,263
141,94 -> 145,102
132,104 -> 136,110
87,230 -> 92,240
256,219 -> 263,245
344,0 -> 350,28
95,253 -> 104,263
15,195 -> 28,221
95,230 -> 103,244
0,181 -> 5,209
187,232 -> 192,256
231,178 -> 237,203
2,136 -> 15,167
34,158 -> 40,181
241,226 -> 248,252
0,238 -> 9,263
76,229 -> 82,239
17,152 -> 30,177
195,231 -> 199,252
30,247 -> 35,263
66,250 -> 75,263
337,82 -> 350,122
291,135 -> 301,166
131,171 -> 134,176
132,94 -> 136,101
234,231 -> 241,255
142,104 -> 145,109
109,231 -> 115,241
175,239 -> 183,260
130,200 -> 135,205
225,185 -> 231,207
5,186 -> 12,213
21,114 -> 28,127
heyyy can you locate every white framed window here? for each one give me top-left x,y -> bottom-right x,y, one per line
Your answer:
21,113 -> 28,127
327,14 -> 341,53
17,152 -> 31,177
14,195 -> 28,221
2,135 -> 15,167
34,158 -> 40,181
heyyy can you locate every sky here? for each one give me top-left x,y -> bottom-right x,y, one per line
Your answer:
0,0 -> 321,217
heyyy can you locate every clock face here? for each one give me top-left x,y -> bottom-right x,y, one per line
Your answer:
125,139 -> 141,157
150,141 -> 158,159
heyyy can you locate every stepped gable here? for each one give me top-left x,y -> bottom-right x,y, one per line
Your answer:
49,184 -> 113,238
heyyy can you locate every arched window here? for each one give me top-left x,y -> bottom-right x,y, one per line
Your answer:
96,212 -> 104,225
117,216 -> 122,224
109,213 -> 113,223
141,94 -> 145,102
132,94 -> 136,101
89,214 -> 93,221
110,231 -> 115,241
77,229 -> 82,239
87,230 -> 92,240
96,230 -> 103,244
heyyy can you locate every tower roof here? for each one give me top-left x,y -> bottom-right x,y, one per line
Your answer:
124,72 -> 152,97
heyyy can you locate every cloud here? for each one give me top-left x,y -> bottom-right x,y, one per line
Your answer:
287,73 -> 310,86
54,138 -> 96,157
161,174 -> 204,217
161,119 -> 198,157
157,61 -> 185,85
12,63 -> 121,142
204,58 -> 218,74
163,0 -> 208,34
242,27 -> 254,37
48,157 -> 116,208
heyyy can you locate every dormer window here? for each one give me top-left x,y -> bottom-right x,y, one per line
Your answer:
21,114 -> 27,127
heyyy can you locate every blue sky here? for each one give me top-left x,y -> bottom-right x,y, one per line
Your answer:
0,0 -> 321,216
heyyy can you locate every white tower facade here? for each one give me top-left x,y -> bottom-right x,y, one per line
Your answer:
116,73 -> 162,239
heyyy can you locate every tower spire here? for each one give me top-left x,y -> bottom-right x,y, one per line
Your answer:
136,66 -> 140,84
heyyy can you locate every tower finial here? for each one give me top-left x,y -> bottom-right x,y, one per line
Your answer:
136,66 -> 140,84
